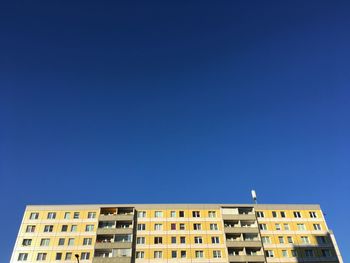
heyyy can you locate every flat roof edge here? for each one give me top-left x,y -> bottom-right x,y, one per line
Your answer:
24,203 -> 321,210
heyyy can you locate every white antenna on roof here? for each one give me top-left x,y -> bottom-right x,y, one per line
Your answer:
251,190 -> 257,204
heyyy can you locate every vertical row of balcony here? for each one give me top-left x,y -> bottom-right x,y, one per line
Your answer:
93,207 -> 135,263
222,207 -> 265,263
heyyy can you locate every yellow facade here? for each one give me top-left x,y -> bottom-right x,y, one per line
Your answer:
13,207 -> 99,262
134,208 -> 227,262
10,204 -> 343,263
256,207 -> 341,262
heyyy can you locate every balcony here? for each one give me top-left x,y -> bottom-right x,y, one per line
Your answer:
100,207 -> 134,221
228,255 -> 265,262
226,240 -> 262,247
224,226 -> 259,234
95,234 -> 132,249
93,257 -> 132,263
99,214 -> 134,221
223,214 -> 256,220
95,242 -> 132,249
97,227 -> 133,235
93,249 -> 132,263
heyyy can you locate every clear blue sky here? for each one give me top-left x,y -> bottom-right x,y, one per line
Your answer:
0,0 -> 349,262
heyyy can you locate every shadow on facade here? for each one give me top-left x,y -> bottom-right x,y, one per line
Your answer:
286,232 -> 342,263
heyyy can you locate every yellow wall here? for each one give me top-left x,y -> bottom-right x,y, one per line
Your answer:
257,208 -> 337,260
12,208 -> 99,262
135,208 -> 227,261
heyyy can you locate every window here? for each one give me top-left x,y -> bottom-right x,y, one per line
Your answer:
61,225 -> 68,232
40,238 -> 50,246
265,250 -> 274,258
55,253 -> 62,260
275,223 -> 281,230
179,223 -> 185,230
208,211 -> 216,218
321,249 -> 332,257
179,211 -> 184,217
293,211 -> 301,218
81,252 -> 90,260
301,236 -> 310,244
136,237 -> 145,244
278,236 -> 284,244
154,251 -> 162,258
181,251 -> 186,258
47,212 -> 56,219
171,223 -> 176,230
210,223 -> 218,230
30,213 -> 39,220
193,223 -> 201,230
213,250 -> 221,258
291,250 -> 298,257
26,225 -> 36,233
36,253 -> 47,261
18,253 -> 28,261
154,237 -> 163,244
297,224 -> 306,231
317,236 -> 327,244
257,211 -> 264,218
262,236 -> 271,244
170,211 -> 176,217
85,225 -> 94,232
73,212 -> 79,219
83,238 -> 92,245
194,236 -> 203,244
171,237 -> 176,244
287,236 -> 293,243
272,211 -> 277,218
137,211 -> 146,218
88,212 -> 96,219
65,253 -> 72,260
68,238 -> 75,246
313,224 -> 321,230
284,223 -> 290,230
64,212 -> 70,219
282,250 -> 288,257
309,211 -> 317,218
195,251 -> 203,258
136,251 -> 144,258
305,249 -> 314,257
137,224 -> 146,231
259,224 -> 267,230
280,211 -> 286,218
171,251 -> 177,258
22,239 -> 32,246
154,224 -> 162,230
180,236 -> 186,244
58,238 -> 65,246
211,237 -> 220,244
71,225 -> 77,232
155,211 -> 163,218
192,211 -> 200,218
44,225 -> 53,232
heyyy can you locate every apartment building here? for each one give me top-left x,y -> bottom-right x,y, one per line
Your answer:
10,204 -> 343,263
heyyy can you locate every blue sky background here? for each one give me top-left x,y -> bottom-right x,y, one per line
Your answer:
0,0 -> 349,261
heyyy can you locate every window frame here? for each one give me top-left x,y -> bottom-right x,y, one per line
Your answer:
47,212 -> 56,219
29,212 -> 39,220
18,253 -> 28,261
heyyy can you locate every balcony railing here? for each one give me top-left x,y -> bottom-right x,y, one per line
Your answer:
226,240 -> 262,247
224,226 -> 259,234
223,214 -> 256,220
93,256 -> 132,263
228,255 -> 265,262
